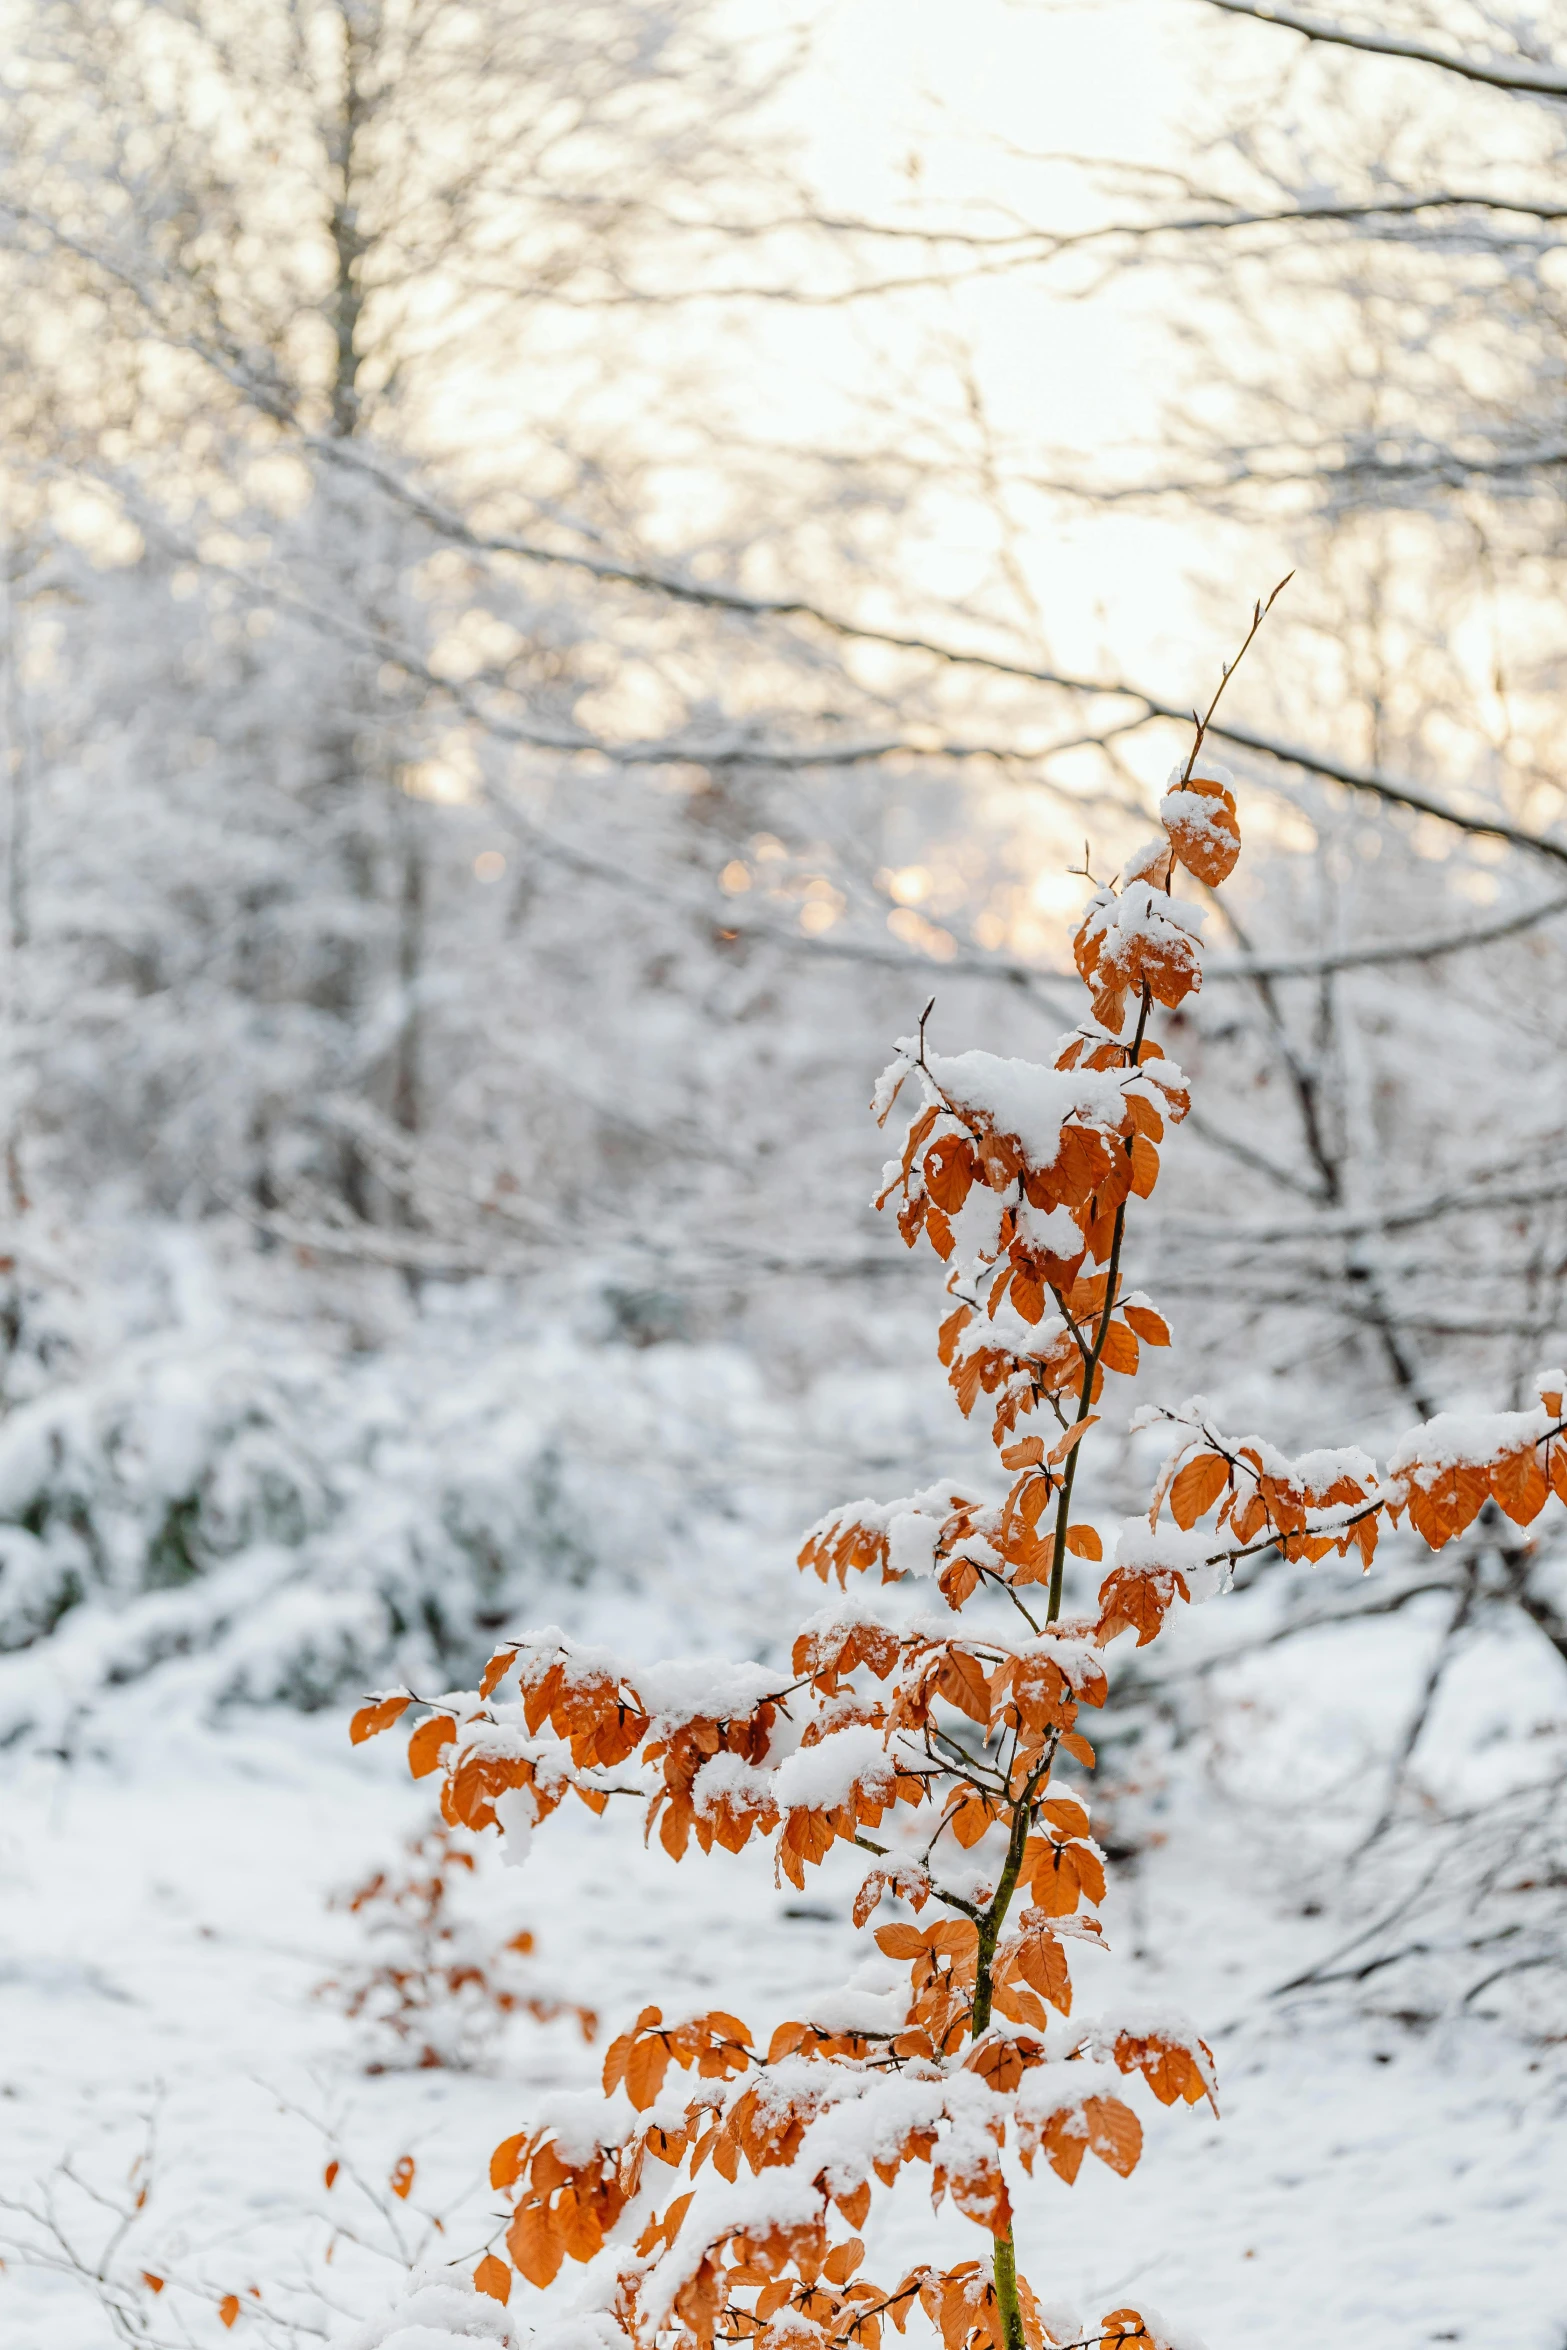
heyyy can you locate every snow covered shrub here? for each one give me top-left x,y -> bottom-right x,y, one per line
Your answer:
320,1822 -> 596,2072
0,1270 -> 838,1746
352,591 -> 1567,2350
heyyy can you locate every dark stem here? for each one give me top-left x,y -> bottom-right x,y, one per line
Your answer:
1045,990 -> 1153,1622
972,1748 -> 1053,2350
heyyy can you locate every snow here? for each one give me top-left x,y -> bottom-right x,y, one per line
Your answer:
1011,2059 -> 1123,2126
1015,1201 -> 1085,1257
887,1510 -> 941,1578
1159,791 -> 1236,864
1385,1407 -> 1548,1478
494,1785 -> 539,1868
508,1635 -> 788,1729
691,1751 -> 776,1817
772,1723 -> 900,1811
1113,1518 -> 1231,1602
344,2271 -> 518,2349
2,1704 -> 1562,2350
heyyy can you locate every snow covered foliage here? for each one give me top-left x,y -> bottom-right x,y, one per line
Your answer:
348,620 -> 1567,2347
320,1822 -> 596,2072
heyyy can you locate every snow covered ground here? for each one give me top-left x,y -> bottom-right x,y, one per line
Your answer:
2,1697 -> 1562,2350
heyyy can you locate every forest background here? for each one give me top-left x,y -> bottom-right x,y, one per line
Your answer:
0,1 -> 1564,2344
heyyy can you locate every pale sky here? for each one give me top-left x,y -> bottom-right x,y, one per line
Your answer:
731,0 -> 1274,756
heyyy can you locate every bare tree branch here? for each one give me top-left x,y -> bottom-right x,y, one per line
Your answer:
1199,0 -> 1567,98
1209,887 -> 1567,978
1154,1172 -> 1567,1247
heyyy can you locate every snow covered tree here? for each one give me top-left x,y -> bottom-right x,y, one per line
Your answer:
351,599 -> 1567,2345
0,0 -> 882,1235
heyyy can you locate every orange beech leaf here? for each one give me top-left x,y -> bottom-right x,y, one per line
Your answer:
603,2005 -> 661,2088
1122,1301 -> 1171,1346
933,2143 -> 1012,2237
793,1616 -> 900,1690
1065,1524 -> 1102,1560
1100,2309 -> 1158,2349
936,1303 -> 973,1366
1121,835 -> 1176,892
1490,1445 -> 1548,1526
474,2255 -> 512,2304
1170,1452 -> 1229,1529
441,1746 -> 550,1836
997,1923 -> 1073,2015
389,2155 -> 415,2200
1000,1435 -> 1046,1469
490,2132 -> 529,2190
350,1692 -> 411,1744
1115,2028 -> 1218,2112
1129,1135 -> 1160,1199
1025,1835 -> 1105,1916
699,2009 -> 753,2063
938,1554 -> 985,1608
634,2191 -> 694,2259
991,1980 -> 1051,2032
626,2035 -> 672,2109
924,1134 -> 977,1214
900,1101 -> 941,1172
1085,2095 -> 1143,2176
1018,2091 -> 1143,2188
824,2238 -> 866,2285
1022,2107 -> 1089,2185
508,2199 -> 564,2290
1096,1563 -> 1190,1647
407,1713 -> 457,1780
1163,773 -> 1241,886
872,1100 -> 937,1208
1124,1092 -> 1165,1147
835,2180 -> 873,2229
1047,1415 -> 1099,1466
1550,1439 -> 1567,1505
478,1648 -> 516,1700
1073,882 -> 1204,1033
322,2161 -> 339,2191
560,2190 -> 608,2264
1009,1262 -> 1046,1323
965,2030 -> 1046,2093
947,1788 -> 1005,1848
140,2273 -> 165,2294
1062,1729 -> 1096,1768
928,1921 -> 981,1961
219,2295 -> 241,2329
854,1862 -> 930,1925
935,1648 -> 993,1723
1404,1460 -> 1490,1549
